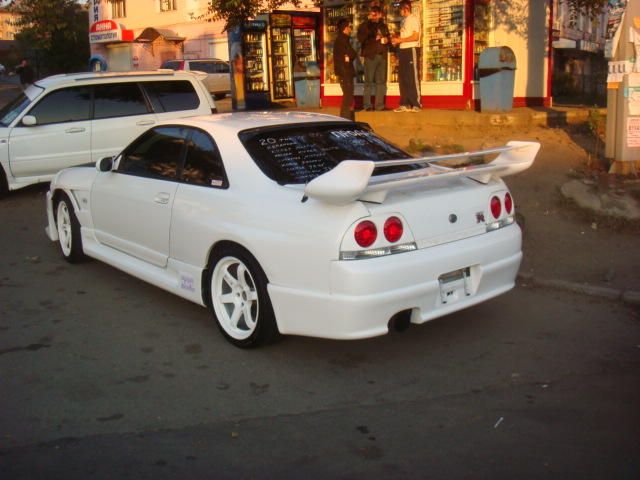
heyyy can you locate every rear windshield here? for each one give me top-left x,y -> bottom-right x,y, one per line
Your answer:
239,123 -> 416,185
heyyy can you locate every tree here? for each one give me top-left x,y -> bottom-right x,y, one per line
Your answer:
5,0 -> 89,75
207,0 -> 301,31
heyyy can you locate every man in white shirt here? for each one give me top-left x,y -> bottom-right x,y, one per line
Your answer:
391,0 -> 421,112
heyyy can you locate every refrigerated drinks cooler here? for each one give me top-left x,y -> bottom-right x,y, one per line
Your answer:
228,20 -> 270,110
269,14 -> 294,101
264,13 -> 319,104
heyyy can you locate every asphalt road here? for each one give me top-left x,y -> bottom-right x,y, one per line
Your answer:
0,184 -> 639,479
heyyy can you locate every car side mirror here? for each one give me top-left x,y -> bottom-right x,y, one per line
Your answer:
21,115 -> 36,126
97,156 -> 114,172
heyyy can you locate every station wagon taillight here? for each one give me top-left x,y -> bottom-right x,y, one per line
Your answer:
384,216 -> 403,243
354,221 -> 377,247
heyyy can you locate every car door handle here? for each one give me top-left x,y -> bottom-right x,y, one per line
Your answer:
154,192 -> 171,204
65,127 -> 85,133
136,120 -> 156,126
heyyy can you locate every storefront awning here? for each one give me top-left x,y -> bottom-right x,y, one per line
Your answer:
136,28 -> 185,43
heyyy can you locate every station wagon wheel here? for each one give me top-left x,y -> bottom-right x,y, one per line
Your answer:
208,246 -> 279,348
55,193 -> 86,263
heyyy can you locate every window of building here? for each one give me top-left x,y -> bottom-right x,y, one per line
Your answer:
160,0 -> 177,12
111,0 -> 126,18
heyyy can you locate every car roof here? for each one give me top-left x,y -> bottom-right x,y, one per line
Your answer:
160,111 -> 350,135
33,70 -> 202,89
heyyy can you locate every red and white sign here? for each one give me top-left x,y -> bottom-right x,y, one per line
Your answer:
89,20 -> 133,44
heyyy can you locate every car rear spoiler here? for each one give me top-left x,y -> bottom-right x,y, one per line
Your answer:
303,141 -> 540,205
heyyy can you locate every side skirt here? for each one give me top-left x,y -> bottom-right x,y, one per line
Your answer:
81,227 -> 207,307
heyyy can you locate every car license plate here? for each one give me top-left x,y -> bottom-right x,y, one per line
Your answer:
438,267 -> 472,304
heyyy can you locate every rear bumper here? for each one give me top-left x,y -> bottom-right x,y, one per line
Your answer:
268,224 -> 522,339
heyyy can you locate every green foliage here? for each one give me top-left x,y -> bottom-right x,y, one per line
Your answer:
207,0 -> 301,31
562,0 -> 608,24
6,0 -> 90,75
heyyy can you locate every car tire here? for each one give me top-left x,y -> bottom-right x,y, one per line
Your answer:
55,193 -> 86,263
207,245 -> 280,348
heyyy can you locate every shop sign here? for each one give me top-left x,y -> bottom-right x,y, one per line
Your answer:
89,20 -> 134,44
89,0 -> 102,23
271,14 -> 291,27
577,40 -> 599,53
292,16 -> 316,28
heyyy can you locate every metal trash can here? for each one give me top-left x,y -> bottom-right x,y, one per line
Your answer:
478,47 -> 516,112
295,62 -> 321,108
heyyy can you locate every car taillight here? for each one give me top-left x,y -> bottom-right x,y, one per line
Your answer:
490,196 -> 501,219
383,216 -> 403,243
354,221 -> 377,247
504,192 -> 513,214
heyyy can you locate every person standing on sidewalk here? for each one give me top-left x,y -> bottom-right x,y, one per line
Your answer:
333,18 -> 357,120
357,6 -> 391,111
15,59 -> 34,90
391,0 -> 421,112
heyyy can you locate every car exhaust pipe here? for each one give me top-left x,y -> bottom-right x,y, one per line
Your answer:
388,310 -> 412,333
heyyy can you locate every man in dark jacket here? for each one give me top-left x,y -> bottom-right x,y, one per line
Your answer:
333,18 -> 357,120
15,59 -> 34,90
357,6 -> 390,111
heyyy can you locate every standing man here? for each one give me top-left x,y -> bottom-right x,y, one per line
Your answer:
391,0 -> 421,112
357,6 -> 391,111
15,59 -> 34,90
333,18 -> 357,120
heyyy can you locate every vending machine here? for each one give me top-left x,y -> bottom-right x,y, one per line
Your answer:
268,14 -> 295,101
228,20 -> 270,110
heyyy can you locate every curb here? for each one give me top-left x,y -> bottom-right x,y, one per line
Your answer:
517,272 -> 640,306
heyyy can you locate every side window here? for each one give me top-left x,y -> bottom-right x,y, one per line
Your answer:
181,129 -> 227,188
27,87 -> 91,125
214,62 -> 230,74
161,61 -> 180,70
143,80 -> 200,113
117,126 -> 188,180
94,83 -> 149,119
190,61 -> 214,74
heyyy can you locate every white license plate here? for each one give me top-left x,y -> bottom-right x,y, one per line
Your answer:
438,267 -> 472,304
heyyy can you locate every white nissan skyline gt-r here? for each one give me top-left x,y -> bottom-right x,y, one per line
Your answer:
45,111 -> 539,348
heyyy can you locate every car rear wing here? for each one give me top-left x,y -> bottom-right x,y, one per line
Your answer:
303,141 -> 540,205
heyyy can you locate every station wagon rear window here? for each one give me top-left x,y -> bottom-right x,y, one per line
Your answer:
240,123 -> 416,185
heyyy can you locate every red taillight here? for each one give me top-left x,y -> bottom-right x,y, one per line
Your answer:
384,216 -> 403,243
354,221 -> 377,247
504,192 -> 513,214
490,196 -> 501,219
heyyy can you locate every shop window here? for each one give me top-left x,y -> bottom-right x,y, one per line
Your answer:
93,83 -> 148,119
473,0 -> 491,81
181,130 -> 228,188
424,0 -> 464,82
111,0 -> 126,18
27,87 -> 91,125
160,0 -> 177,12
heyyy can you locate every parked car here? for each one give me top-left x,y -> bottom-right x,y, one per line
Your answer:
45,112 -> 539,348
0,70 -> 217,195
160,58 -> 231,100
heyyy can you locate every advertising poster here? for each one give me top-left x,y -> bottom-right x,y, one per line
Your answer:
627,117 -> 640,147
605,0 -> 628,58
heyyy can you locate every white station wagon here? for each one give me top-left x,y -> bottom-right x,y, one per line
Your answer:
45,112 -> 539,348
0,70 -> 216,195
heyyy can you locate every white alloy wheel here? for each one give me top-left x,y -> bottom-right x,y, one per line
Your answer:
57,200 -> 73,257
211,256 -> 260,340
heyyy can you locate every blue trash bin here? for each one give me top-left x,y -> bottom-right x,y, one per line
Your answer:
478,47 -> 516,112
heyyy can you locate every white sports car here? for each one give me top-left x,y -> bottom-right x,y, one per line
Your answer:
45,112 -> 539,348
